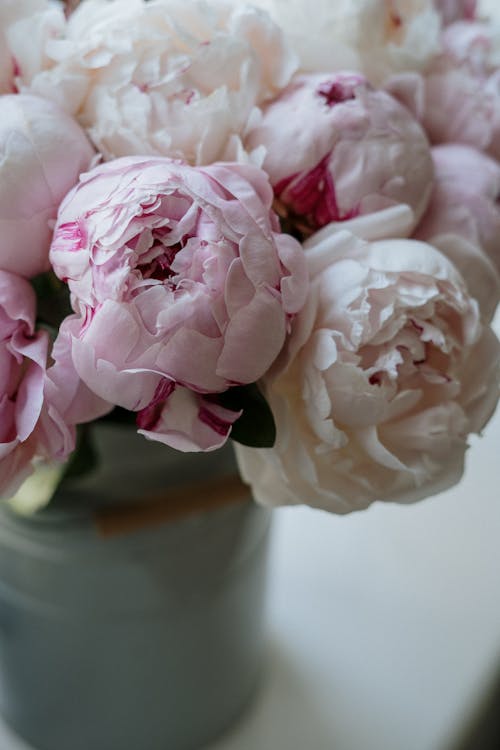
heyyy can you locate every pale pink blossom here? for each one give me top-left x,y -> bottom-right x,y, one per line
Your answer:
416,144 -> 500,264
387,21 -> 500,159
0,0 -> 65,95
0,94 -> 94,279
39,318 -> 114,463
440,19 -> 500,63
25,0 -> 296,164
0,269 -> 109,498
0,271 -> 49,498
236,225 -> 500,513
414,143 -> 500,319
50,156 -> 308,452
0,267 -> 112,498
433,0 -> 476,25
245,72 -> 434,236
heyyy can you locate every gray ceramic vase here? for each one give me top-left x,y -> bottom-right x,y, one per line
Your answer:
0,426 -> 271,750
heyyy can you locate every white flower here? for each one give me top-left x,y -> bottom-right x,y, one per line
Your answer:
229,0 -> 441,85
355,0 -> 442,83
236,219 -> 500,514
434,0 -> 477,26
0,0 -> 65,95
25,0 -> 296,164
0,94 -> 95,279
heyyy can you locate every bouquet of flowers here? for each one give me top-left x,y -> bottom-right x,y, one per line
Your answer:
0,0 -> 498,517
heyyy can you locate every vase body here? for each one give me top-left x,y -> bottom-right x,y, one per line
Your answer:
0,426 -> 270,750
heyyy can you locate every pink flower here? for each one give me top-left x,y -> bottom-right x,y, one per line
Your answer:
39,319 -> 114,463
50,156 -> 308,452
245,72 -> 434,237
387,21 -> 500,159
236,223 -> 500,514
0,94 -> 95,279
0,271 -> 49,497
0,268 -> 112,498
433,0 -> 477,25
414,144 -> 500,320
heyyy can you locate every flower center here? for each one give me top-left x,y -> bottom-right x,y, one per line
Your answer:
274,154 -> 359,235
138,243 -> 180,283
317,78 -> 360,107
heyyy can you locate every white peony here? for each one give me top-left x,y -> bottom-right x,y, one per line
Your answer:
24,0 -> 296,163
0,0 -> 65,95
236,219 -> 500,514
0,94 -> 95,279
229,0 -> 441,85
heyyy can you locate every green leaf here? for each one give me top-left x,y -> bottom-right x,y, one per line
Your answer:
31,271 -> 72,329
218,383 -> 276,449
99,406 -> 137,427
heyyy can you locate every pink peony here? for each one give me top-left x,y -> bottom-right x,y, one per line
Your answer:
414,143 -> 500,319
245,72 -> 434,237
236,223 -> 500,514
0,271 -> 49,497
0,268 -> 110,497
433,0 -> 477,25
0,268 -> 112,498
387,21 -> 500,159
0,94 -> 95,279
50,156 -> 308,452
39,319 -> 114,463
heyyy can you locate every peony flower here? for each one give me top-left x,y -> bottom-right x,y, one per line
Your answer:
236,224 -> 500,514
229,0 -> 441,86
0,94 -> 95,279
433,0 -> 477,25
352,0 -> 442,85
49,156 -> 308,452
0,271 -> 50,498
0,0 -> 65,95
245,72 -> 434,237
386,21 -> 500,159
0,269 -> 109,498
25,0 -> 296,164
39,318 -> 113,463
414,143 -> 500,320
